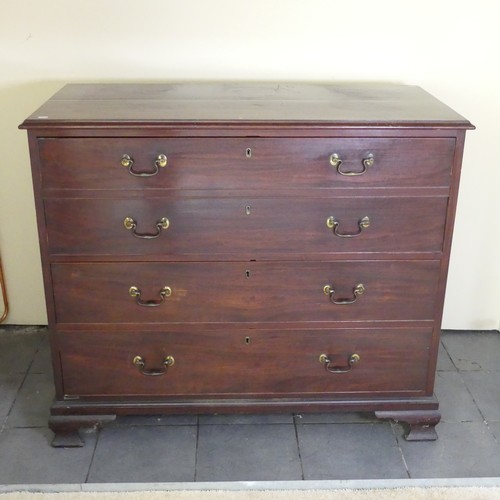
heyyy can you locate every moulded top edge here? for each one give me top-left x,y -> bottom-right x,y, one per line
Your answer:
19,118 -> 475,131
19,83 -> 474,130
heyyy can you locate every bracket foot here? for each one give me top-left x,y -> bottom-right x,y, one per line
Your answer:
375,410 -> 441,441
49,414 -> 116,447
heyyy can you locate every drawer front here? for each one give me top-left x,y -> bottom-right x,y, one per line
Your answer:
44,196 -> 448,256
51,261 -> 440,324
57,328 -> 432,397
38,137 -> 455,190
45,198 -> 447,258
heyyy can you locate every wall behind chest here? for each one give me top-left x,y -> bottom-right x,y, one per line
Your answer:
0,0 -> 498,329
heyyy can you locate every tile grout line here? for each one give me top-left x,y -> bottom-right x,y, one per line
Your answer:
292,417 -> 305,481
85,428 -> 101,483
441,335 -> 499,443
2,340 -> 41,430
1,376 -> 25,431
438,338 -> 495,423
484,420 -> 500,448
390,422 -> 411,479
457,367 -> 500,447
193,416 -> 200,482
457,366 -> 488,422
440,337 -> 459,372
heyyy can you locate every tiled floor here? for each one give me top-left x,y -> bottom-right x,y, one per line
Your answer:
1,326 -> 500,484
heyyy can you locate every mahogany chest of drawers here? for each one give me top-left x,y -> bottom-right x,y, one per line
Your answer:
20,83 -> 473,446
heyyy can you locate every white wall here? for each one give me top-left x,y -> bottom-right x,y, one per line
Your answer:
1,0 -> 499,329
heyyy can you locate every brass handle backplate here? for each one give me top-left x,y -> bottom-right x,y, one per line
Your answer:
323,283 -> 365,305
319,353 -> 360,373
155,154 -> 168,168
124,217 -> 170,239
133,355 -> 175,376
121,154 -> 167,177
129,285 -> 172,306
326,216 -> 370,238
329,153 -> 374,176
121,154 -> 134,168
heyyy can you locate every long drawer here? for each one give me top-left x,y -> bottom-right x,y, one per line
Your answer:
51,260 -> 440,324
44,196 -> 448,256
56,328 -> 432,397
38,137 -> 455,190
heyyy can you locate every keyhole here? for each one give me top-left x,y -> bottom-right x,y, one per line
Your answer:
245,336 -> 251,344
245,205 -> 251,215
245,270 -> 251,278
246,148 -> 252,158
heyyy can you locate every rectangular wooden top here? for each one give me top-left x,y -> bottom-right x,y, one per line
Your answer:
20,82 -> 473,129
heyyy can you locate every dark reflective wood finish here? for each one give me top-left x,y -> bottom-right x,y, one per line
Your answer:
44,196 -> 448,257
38,137 -> 455,190
51,260 -> 440,324
57,328 -> 432,397
20,83 -> 473,445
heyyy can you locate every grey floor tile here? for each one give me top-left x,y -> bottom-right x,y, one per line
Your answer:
397,421 -> 500,478
297,423 -> 407,480
0,329 -> 44,375
6,371 -> 54,427
434,371 -> 483,422
88,425 -> 197,482
196,424 -> 302,481
488,422 -> 500,443
115,414 -> 198,426
3,326 -> 500,483
199,413 -> 293,425
462,371 -> 500,421
1,326 -> 47,334
0,427 -> 96,484
29,334 -> 52,374
294,412 -> 377,424
436,341 -> 456,371
442,331 -> 500,371
0,374 -> 24,417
